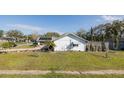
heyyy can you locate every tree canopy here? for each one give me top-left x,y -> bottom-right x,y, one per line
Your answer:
76,20 -> 124,49
42,32 -> 60,38
6,30 -> 24,39
0,30 -> 4,37
76,28 -> 87,39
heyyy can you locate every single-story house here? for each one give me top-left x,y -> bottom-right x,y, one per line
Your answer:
53,33 -> 88,51
36,37 -> 57,44
108,38 -> 124,50
0,37 -> 16,42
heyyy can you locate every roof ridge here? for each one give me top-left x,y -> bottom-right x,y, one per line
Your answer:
54,33 -> 88,42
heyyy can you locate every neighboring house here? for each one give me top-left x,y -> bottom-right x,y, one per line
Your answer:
0,37 -> 16,42
119,38 -> 124,50
108,38 -> 124,50
54,33 -> 88,51
36,37 -> 57,43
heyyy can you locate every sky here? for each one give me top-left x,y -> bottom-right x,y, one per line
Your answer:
0,15 -> 124,35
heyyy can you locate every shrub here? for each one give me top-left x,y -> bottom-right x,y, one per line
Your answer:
1,42 -> 17,49
32,42 -> 38,47
45,41 -> 56,51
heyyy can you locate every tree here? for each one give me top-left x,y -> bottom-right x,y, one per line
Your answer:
92,24 -> 106,41
1,42 -> 17,49
76,28 -> 87,39
45,41 -> 56,51
0,30 -> 4,37
111,20 -> 123,49
6,30 -> 24,39
28,33 -> 39,41
102,20 -> 124,49
43,32 -> 60,38
90,20 -> 124,50
90,27 -> 94,41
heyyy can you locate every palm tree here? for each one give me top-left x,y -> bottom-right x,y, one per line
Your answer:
94,21 -> 124,50
87,19 -> 124,51
90,27 -> 94,41
110,20 -> 122,49
89,27 -> 95,51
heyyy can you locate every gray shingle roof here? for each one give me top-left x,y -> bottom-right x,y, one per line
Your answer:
53,33 -> 88,42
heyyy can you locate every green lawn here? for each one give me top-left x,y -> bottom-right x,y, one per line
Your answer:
14,45 -> 34,49
0,51 -> 123,71
15,42 -> 34,49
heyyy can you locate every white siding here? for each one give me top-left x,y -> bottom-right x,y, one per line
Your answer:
54,35 -> 86,51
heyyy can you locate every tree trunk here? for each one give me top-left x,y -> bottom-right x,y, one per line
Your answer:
115,36 -> 119,50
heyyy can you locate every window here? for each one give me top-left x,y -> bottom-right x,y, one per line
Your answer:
73,44 -> 78,47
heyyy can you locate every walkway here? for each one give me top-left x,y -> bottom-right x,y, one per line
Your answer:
0,70 -> 124,75
0,45 -> 44,53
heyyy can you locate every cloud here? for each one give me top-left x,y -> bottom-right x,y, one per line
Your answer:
94,15 -> 124,26
6,24 -> 63,34
101,15 -> 122,21
7,24 -> 43,33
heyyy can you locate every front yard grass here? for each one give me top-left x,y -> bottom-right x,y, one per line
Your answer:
0,51 -> 123,71
14,45 -> 34,49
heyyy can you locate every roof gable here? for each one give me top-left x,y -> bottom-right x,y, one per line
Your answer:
54,33 -> 88,43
